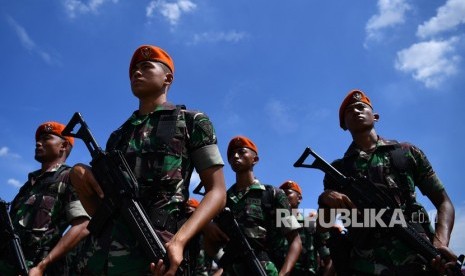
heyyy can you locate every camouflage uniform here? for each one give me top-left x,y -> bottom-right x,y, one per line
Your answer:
271,212 -> 330,276
221,179 -> 300,276
323,137 -> 443,275
76,103 -> 224,275
0,164 -> 89,275
192,235 -> 214,276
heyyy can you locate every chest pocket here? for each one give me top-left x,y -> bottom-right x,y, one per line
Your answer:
18,175 -> 65,232
114,106 -> 189,188
244,197 -> 264,221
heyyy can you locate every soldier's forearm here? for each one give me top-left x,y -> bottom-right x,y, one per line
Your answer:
280,231 -> 302,276
37,218 -> 90,270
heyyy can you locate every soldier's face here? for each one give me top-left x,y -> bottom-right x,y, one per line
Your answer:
35,134 -> 66,163
343,102 -> 378,132
228,148 -> 258,172
284,189 -> 301,209
130,61 -> 172,99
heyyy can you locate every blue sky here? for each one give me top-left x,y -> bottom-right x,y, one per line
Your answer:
1,0 -> 464,253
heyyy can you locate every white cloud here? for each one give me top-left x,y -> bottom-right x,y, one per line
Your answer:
365,0 -> 411,42
0,147 -> 20,159
417,0 -> 465,39
190,31 -> 247,45
0,147 -> 9,157
265,99 -> 298,134
5,16 -> 36,51
146,0 -> 196,26
63,0 -> 119,18
7,178 -> 22,188
5,16 -> 60,65
394,37 -> 461,88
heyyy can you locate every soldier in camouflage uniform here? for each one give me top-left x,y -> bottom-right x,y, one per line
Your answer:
278,180 -> 333,276
185,198 -> 215,276
318,89 -> 458,275
70,45 -> 226,275
205,136 -> 302,276
0,122 -> 90,275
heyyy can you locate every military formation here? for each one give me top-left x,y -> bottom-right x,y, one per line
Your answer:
0,44 -> 463,276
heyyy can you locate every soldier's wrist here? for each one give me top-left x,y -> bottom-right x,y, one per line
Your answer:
38,254 -> 52,270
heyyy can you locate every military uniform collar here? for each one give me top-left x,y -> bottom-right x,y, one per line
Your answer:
28,163 -> 65,184
128,102 -> 177,125
227,179 -> 265,203
344,136 -> 398,158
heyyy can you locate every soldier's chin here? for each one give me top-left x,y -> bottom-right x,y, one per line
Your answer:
34,154 -> 45,163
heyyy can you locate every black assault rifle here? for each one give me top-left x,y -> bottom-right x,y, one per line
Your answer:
0,199 -> 29,275
63,112 -> 186,274
294,147 -> 464,275
215,207 -> 267,276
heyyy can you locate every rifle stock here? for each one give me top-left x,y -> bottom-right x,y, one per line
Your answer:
0,199 -> 29,275
294,147 -> 464,275
63,112 -> 186,274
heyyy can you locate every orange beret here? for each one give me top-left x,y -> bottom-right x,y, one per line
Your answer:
279,180 -> 302,195
186,198 -> 199,208
129,45 -> 174,78
35,122 -> 74,146
339,89 -> 373,130
227,136 -> 258,158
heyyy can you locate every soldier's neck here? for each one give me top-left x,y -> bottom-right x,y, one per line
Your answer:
40,159 -> 65,173
352,129 -> 379,152
235,171 -> 256,191
138,94 -> 167,115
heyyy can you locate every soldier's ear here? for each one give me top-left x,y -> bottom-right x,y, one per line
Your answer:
253,155 -> 259,165
60,140 -> 69,150
164,72 -> 174,85
374,113 -> 380,122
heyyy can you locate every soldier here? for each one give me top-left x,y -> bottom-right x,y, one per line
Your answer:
205,136 -> 302,275
279,180 -> 333,276
317,89 -> 458,275
70,44 -> 226,275
0,122 -> 90,275
185,198 -> 216,276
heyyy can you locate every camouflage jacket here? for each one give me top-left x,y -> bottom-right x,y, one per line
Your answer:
271,212 -> 330,275
225,180 -> 300,259
323,136 -> 444,274
77,103 -> 224,275
7,164 -> 88,269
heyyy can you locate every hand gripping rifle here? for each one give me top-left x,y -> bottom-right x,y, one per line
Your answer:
63,112 -> 186,274
294,147 -> 464,275
215,207 -> 267,276
0,199 -> 29,276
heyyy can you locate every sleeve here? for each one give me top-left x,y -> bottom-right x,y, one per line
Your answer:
407,144 -> 444,196
62,172 -> 90,222
188,112 -> 224,172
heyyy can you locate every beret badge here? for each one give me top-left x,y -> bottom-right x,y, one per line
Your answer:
44,124 -> 53,133
141,47 -> 152,59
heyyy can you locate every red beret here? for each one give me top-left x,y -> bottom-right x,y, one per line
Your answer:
129,45 -> 174,78
227,136 -> 258,158
279,180 -> 302,195
186,198 -> 199,208
35,122 -> 74,146
339,89 -> 373,130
